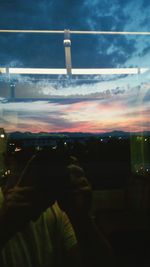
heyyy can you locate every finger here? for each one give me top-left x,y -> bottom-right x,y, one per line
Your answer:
8,186 -> 36,193
6,187 -> 37,200
5,193 -> 25,202
6,202 -> 30,208
5,189 -> 38,204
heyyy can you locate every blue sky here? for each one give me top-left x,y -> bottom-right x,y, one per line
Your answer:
0,0 -> 150,133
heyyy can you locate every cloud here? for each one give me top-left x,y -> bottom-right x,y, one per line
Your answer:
0,0 -> 149,69
0,0 -> 150,133
143,90 -> 150,102
0,90 -> 149,133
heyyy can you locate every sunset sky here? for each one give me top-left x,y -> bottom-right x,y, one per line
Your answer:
0,0 -> 150,133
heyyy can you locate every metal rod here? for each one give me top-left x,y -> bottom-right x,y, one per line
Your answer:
0,67 -> 149,75
0,29 -> 150,35
0,29 -> 64,34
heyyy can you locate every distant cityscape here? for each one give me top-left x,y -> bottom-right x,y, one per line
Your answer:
7,129 -> 150,139
0,127 -> 150,189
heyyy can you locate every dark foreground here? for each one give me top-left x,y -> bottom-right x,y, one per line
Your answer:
93,190 -> 150,267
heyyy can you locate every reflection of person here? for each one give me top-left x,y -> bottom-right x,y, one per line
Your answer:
58,157 -> 114,267
0,151 -> 81,267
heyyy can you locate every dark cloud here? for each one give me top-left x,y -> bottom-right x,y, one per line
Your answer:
49,98 -> 98,105
143,90 -> 150,102
141,0 -> 150,9
83,1 -> 127,31
25,114 -> 73,129
139,45 -> 150,57
10,105 -> 77,130
0,1 -> 52,28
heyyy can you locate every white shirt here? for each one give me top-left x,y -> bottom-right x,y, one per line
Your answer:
0,188 -> 77,267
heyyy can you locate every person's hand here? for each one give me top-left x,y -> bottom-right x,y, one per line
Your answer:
2,186 -> 47,231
